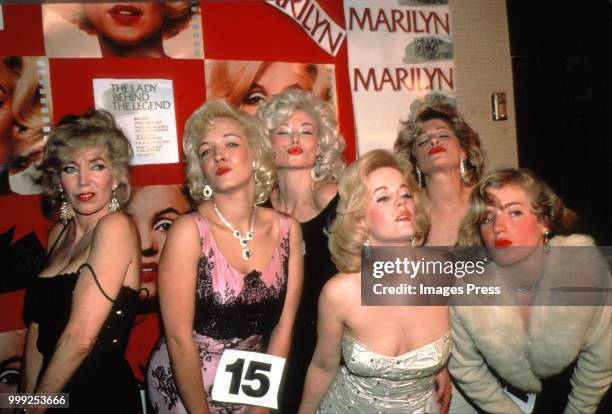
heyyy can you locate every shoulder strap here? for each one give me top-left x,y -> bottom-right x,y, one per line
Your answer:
77,263 -> 115,303
46,220 -> 70,260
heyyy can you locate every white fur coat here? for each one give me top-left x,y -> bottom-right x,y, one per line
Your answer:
449,235 -> 611,414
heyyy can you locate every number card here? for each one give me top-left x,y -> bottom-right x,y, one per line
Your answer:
212,350 -> 286,409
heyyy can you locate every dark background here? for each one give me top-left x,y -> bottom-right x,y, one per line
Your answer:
508,0 -> 612,245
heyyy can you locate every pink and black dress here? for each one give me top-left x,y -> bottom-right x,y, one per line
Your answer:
146,211 -> 290,413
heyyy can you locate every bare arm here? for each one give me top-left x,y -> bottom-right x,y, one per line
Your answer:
298,274 -> 346,413
19,323 -> 43,393
266,217 -> 303,359
31,214 -> 140,411
158,215 -> 209,414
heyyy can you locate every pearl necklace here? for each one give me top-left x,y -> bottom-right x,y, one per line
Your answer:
213,202 -> 257,261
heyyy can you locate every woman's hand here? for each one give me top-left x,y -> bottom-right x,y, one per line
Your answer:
435,367 -> 452,414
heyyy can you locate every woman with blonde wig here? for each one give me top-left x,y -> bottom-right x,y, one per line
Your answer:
449,168 -> 611,413
146,100 -> 303,413
395,95 -> 485,245
257,89 -> 344,411
20,110 -> 142,413
300,149 -> 451,413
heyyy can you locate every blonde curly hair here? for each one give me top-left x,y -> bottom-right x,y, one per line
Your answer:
458,168 -> 577,247
183,100 -> 275,205
329,149 -> 429,273
257,89 -> 345,183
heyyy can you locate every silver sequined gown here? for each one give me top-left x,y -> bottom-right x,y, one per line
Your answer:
319,332 -> 451,413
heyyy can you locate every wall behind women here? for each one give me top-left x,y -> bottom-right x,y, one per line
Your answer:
449,0 -> 518,170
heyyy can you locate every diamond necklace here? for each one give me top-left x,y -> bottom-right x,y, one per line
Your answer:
213,202 -> 257,261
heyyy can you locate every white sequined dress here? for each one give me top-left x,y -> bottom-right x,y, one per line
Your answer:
319,332 -> 451,413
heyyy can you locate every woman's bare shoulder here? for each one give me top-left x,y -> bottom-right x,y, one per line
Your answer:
322,272 -> 359,301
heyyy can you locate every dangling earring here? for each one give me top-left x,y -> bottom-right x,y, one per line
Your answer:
59,187 -> 72,225
363,235 -> 372,262
415,167 -> 423,188
311,157 -> 322,180
543,231 -> 550,253
109,185 -> 120,213
410,237 -> 416,248
202,183 -> 213,199
459,156 -> 467,183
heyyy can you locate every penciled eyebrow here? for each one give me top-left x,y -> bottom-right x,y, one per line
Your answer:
247,83 -> 266,95
154,207 -> 181,217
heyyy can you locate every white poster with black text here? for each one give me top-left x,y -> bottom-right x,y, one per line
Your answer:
93,78 -> 179,165
343,0 -> 455,154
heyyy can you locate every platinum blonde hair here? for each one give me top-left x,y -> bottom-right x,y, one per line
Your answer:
257,89 -> 345,182
183,100 -> 275,205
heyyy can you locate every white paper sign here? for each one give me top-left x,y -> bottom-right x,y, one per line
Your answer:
93,79 -> 179,165
212,350 -> 286,409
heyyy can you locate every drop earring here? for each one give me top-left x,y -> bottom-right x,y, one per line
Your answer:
459,156 -> 467,183
363,235 -> 372,262
59,187 -> 72,225
410,237 -> 416,248
202,183 -> 213,199
109,185 -> 120,213
543,231 -> 550,253
415,167 -> 423,188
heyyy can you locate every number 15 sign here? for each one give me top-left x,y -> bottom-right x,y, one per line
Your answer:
212,350 -> 286,409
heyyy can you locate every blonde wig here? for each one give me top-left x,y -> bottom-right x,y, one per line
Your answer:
395,99 -> 484,186
257,89 -> 345,183
329,149 -> 429,273
458,168 -> 577,247
38,110 -> 133,217
183,100 -> 275,205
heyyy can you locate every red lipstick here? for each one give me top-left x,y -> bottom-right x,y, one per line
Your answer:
428,146 -> 446,155
215,166 -> 231,176
109,5 -> 143,25
494,239 -> 512,248
140,263 -> 158,284
395,211 -> 412,222
287,146 -> 303,156
77,192 -> 94,201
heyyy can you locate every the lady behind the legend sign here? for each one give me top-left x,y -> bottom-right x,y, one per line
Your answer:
394,95 -> 484,245
146,100 -> 303,413
449,168 -> 611,414
44,2 -> 193,58
20,110 -> 142,413
257,89 -> 345,412
299,149 -> 450,413
206,59 -> 333,115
